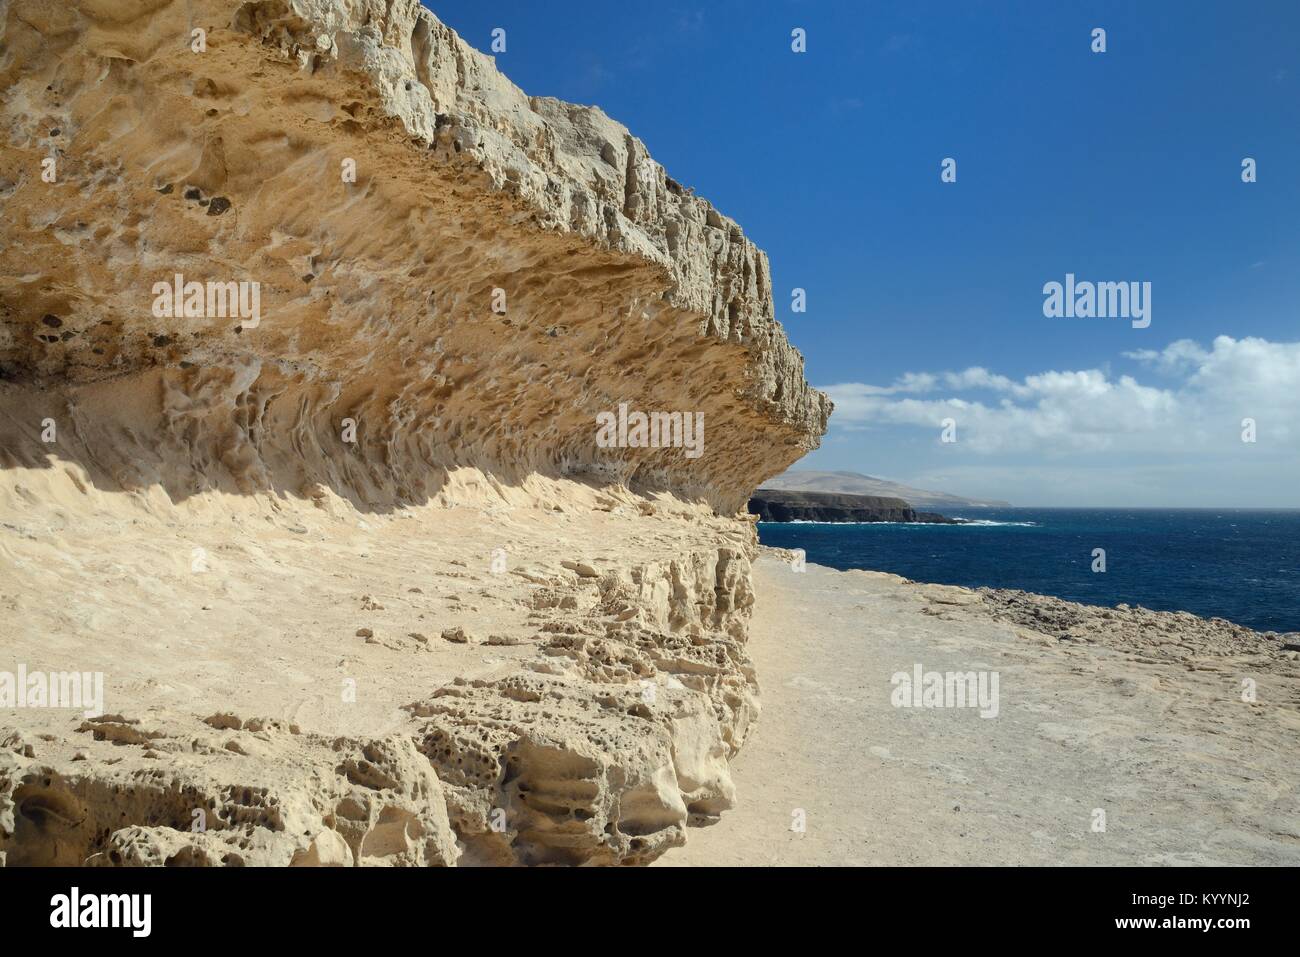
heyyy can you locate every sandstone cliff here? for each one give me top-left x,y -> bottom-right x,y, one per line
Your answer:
0,1 -> 828,866
0,0 -> 828,512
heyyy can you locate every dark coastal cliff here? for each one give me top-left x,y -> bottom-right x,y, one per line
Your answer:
748,489 -> 964,524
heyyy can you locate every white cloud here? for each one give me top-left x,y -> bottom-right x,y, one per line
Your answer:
821,337 -> 1300,455
1121,338 -> 1210,374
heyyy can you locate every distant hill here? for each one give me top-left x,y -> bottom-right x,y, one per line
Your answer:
760,469 -> 1011,509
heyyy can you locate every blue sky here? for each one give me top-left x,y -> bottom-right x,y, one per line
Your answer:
431,1 -> 1300,506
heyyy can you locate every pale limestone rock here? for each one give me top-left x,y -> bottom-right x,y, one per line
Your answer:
0,727 -> 458,866
0,0 -> 828,513
0,0 -> 829,866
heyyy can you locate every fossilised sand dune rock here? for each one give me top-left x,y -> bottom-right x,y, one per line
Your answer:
406,671 -> 737,866
404,544 -> 758,866
0,723 -> 459,867
0,0 -> 825,866
0,0 -> 829,512
0,530 -> 760,867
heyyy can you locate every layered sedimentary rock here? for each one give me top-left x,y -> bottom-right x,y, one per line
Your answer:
0,0 -> 828,866
748,489 -> 961,524
1,512 -> 762,866
0,0 -> 827,512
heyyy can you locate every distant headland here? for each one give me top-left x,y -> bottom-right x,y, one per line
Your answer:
748,489 -> 965,524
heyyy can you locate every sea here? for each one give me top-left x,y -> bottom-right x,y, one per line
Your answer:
756,508 -> 1300,634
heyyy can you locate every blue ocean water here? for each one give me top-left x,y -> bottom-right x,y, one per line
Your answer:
756,509 -> 1300,634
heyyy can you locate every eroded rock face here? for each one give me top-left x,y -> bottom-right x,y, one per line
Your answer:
404,546 -> 756,865
0,0 -> 828,513
0,1 -> 828,866
0,724 -> 458,867
0,523 -> 763,867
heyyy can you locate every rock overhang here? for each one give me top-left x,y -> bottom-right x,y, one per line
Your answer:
0,0 -> 829,512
